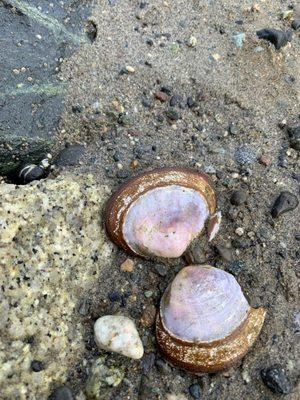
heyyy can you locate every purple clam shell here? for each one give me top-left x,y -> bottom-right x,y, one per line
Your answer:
122,185 -> 210,258
161,265 -> 250,343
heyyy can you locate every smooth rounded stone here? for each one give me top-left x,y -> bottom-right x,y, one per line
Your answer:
161,266 -> 249,342
256,29 -> 292,50
189,384 -> 201,399
234,146 -> 257,165
230,190 -> 248,206
292,19 -> 300,30
287,125 -> 300,151
261,365 -> 292,394
85,356 -> 125,400
48,386 -> 74,400
94,315 -> 144,359
19,164 -> 46,184
271,191 -> 299,218
123,185 -> 210,258
55,144 -> 86,167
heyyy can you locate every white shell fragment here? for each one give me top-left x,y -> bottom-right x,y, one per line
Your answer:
94,315 -> 144,360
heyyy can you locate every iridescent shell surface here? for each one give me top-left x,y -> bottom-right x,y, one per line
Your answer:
104,167 -> 218,258
160,265 -> 250,343
123,185 -> 209,258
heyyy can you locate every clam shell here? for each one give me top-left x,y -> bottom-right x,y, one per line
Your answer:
156,265 -> 266,373
104,167 -> 217,258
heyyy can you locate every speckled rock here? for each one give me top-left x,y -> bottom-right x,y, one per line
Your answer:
85,356 -> 125,400
0,174 -> 113,399
94,315 -> 144,359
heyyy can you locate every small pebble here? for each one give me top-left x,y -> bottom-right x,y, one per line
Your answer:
235,146 -> 257,165
125,65 -> 135,74
228,122 -> 238,135
230,190 -> 248,206
187,36 -> 197,47
140,304 -> 156,327
232,33 -> 246,48
215,244 -> 233,262
155,91 -> 169,102
256,29 -> 292,50
94,315 -> 144,359
259,154 -> 272,166
31,360 -> 44,372
235,227 -> 244,236
120,258 -> 135,272
227,260 -> 246,276
261,365 -> 292,394
189,384 -> 201,399
48,386 -> 74,400
287,125 -> 300,151
165,109 -> 181,121
187,97 -> 197,108
271,191 -> 299,218
170,95 -> 183,107
292,19 -> 300,30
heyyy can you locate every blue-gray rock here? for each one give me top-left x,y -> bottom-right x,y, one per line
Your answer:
48,386 -> 74,400
234,146 -> 257,165
189,384 -> 201,399
232,33 -> 246,48
256,29 -> 292,50
55,145 -> 86,167
292,20 -> 300,30
261,365 -> 292,395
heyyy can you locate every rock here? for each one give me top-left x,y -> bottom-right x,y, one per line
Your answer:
261,365 -> 292,395
187,36 -> 197,47
230,190 -> 248,206
189,384 -> 201,399
94,315 -> 144,359
215,244 -> 233,262
187,97 -> 197,108
259,155 -> 272,166
55,145 -> 86,167
31,360 -> 44,372
170,95 -> 183,107
18,164 -> 47,184
153,264 -> 168,277
235,227 -> 245,236
120,258 -> 135,272
271,191 -> 299,218
155,91 -> 169,102
141,352 -> 156,373
292,19 -> 300,30
141,98 -> 153,108
118,113 -> 134,126
227,260 -> 246,276
85,356 -> 124,400
0,174 -> 112,398
48,386 -> 74,400
155,358 -> 172,374
287,125 -> 300,151
166,394 -> 188,400
228,122 -> 238,135
232,33 -> 246,48
204,165 -> 216,174
165,109 -> 181,121
235,146 -> 257,165
256,29 -> 292,50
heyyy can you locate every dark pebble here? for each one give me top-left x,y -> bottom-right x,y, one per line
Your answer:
170,95 -> 183,107
31,360 -> 44,372
227,260 -> 246,276
287,125 -> 300,151
292,19 -> 300,30
155,91 -> 169,102
215,244 -> 233,262
165,109 -> 181,121
55,144 -> 85,167
232,238 -> 250,249
187,97 -> 197,108
113,152 -> 122,162
153,264 -> 168,277
48,386 -> 74,400
256,29 -> 292,50
141,352 -> 156,374
141,98 -> 153,108
189,384 -> 201,399
160,86 -> 172,95
108,291 -> 121,302
271,191 -> 299,218
155,358 -> 171,374
71,105 -> 83,113
146,38 -> 154,46
261,365 -> 292,395
230,190 -> 248,206
295,233 -> 300,241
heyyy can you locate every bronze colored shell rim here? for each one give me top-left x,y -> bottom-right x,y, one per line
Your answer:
104,167 -> 217,257
156,307 -> 266,373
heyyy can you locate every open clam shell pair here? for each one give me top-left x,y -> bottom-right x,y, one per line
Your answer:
104,168 -> 266,373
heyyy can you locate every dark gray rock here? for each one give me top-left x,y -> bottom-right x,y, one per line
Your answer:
261,365 -> 292,395
230,190 -> 248,206
287,125 -> 300,151
165,109 -> 181,121
256,29 -> 292,50
48,386 -> 74,400
227,260 -> 246,276
292,19 -> 300,31
31,360 -> 44,372
271,191 -> 299,218
170,95 -> 183,107
0,1 -> 92,176
55,145 -> 86,167
215,244 -> 233,262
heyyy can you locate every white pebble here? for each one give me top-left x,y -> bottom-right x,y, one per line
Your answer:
94,315 -> 144,360
235,227 -> 244,236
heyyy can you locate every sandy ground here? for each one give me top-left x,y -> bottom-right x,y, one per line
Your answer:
1,0 -> 299,399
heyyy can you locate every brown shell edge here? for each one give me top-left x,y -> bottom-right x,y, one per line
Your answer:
156,306 -> 266,373
103,167 -> 217,257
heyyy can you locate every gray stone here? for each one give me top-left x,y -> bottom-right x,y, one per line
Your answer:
55,145 -> 86,167
234,146 -> 257,165
261,365 -> 292,395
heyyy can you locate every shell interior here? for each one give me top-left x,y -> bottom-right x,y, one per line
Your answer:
122,185 -> 210,258
160,265 -> 250,343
